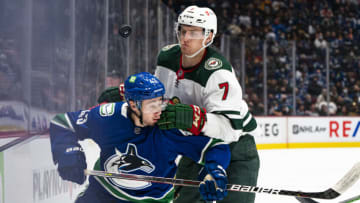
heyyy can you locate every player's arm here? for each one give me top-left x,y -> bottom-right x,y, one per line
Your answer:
199,153 -> 229,201
49,108 -> 96,184
168,132 -> 230,201
158,70 -> 256,142
201,143 -> 230,201
202,69 -> 257,142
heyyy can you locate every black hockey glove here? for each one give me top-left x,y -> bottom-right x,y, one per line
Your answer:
56,146 -> 87,185
97,83 -> 125,103
198,162 -> 228,201
157,103 -> 207,135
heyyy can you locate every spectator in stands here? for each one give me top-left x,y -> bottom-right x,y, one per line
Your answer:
314,33 -> 327,49
106,69 -> 123,88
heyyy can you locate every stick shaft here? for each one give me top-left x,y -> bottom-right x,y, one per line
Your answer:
85,169 -> 346,199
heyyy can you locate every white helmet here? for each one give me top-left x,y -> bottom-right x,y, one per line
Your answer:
177,6 -> 217,57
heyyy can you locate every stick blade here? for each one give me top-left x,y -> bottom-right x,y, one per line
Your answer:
279,188 -> 340,199
295,197 -> 320,203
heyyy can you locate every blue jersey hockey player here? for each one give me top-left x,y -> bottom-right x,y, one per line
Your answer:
49,72 -> 230,203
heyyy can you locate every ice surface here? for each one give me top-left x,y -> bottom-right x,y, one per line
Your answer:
256,148 -> 360,203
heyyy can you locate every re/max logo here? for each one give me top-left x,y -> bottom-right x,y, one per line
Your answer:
329,121 -> 360,137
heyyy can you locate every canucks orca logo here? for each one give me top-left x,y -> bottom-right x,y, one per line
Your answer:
111,144 -> 154,173
104,143 -> 155,189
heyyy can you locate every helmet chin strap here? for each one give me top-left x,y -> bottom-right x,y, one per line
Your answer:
135,101 -> 144,126
128,101 -> 145,126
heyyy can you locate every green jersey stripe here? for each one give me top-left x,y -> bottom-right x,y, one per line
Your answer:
199,138 -> 228,165
50,113 -> 75,132
243,117 -> 257,132
211,111 -> 256,132
243,113 -> 252,126
199,139 -> 212,164
212,110 -> 241,115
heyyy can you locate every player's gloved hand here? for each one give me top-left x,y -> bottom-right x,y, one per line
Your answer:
157,103 -> 206,135
57,146 -> 87,184
198,162 -> 228,201
97,83 -> 125,103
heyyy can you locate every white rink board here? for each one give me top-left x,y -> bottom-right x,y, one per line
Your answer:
254,117 -> 360,148
288,117 -> 360,143
2,137 -> 85,203
254,117 -> 287,144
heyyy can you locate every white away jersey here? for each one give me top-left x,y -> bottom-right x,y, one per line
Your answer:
155,44 -> 257,142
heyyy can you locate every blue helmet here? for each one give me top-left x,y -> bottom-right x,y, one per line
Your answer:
124,72 -> 165,102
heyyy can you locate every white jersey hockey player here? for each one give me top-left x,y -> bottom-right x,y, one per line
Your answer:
154,5 -> 260,203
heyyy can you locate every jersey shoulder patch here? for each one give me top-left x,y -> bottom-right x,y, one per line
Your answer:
99,103 -> 116,117
205,47 -> 232,72
187,47 -> 232,87
205,57 -> 223,70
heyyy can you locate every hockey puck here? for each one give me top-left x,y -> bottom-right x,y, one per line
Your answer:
119,24 -> 132,38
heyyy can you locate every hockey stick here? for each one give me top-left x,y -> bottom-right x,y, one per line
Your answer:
297,193 -> 360,203
339,194 -> 360,203
85,162 -> 360,200
295,197 -> 320,203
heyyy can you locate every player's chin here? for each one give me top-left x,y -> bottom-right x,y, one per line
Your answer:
148,119 -> 159,126
180,46 -> 191,54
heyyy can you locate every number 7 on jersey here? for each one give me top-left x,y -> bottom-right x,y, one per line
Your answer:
219,82 -> 229,100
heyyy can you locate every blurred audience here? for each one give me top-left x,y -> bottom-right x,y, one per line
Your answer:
1,0 -> 359,116
163,0 -> 360,116
106,69 -> 123,88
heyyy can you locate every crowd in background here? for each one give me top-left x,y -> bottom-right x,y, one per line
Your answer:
0,0 -> 359,116
162,0 -> 360,116
0,37 -> 21,101
0,0 -> 108,112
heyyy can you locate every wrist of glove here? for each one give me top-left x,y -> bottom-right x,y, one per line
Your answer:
157,103 -> 206,135
56,146 -> 87,185
198,162 -> 228,201
97,83 -> 125,103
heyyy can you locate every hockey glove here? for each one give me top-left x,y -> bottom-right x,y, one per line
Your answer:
157,103 -> 206,135
199,162 -> 228,201
97,83 -> 125,103
57,146 -> 87,185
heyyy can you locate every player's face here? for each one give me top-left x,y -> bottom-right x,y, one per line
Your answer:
141,97 -> 164,126
178,25 -> 207,56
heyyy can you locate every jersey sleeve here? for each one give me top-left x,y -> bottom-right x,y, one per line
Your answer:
50,110 -> 90,164
49,102 -> 121,164
164,129 -> 230,169
201,69 -> 257,142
